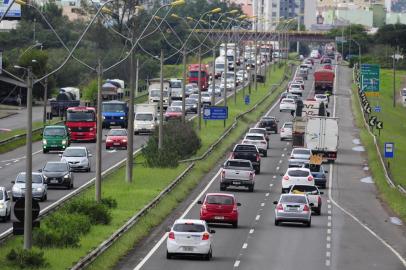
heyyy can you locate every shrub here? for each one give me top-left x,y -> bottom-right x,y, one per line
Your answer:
65,198 -> 112,225
101,197 -> 118,209
6,247 -> 48,268
142,121 -> 201,167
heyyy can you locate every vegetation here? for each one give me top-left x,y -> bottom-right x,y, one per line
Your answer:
6,247 -> 47,269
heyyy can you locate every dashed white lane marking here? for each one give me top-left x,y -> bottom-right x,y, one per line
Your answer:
283,147 -> 287,151
281,153 -> 285,157
286,142 -> 289,145
326,251 -> 331,258
234,260 -> 240,267
327,199 -> 331,203
328,204 -> 332,209
328,215 -> 332,221
249,229 -> 254,234
242,243 -> 248,249
272,175 -> 276,179
278,160 -> 282,164
327,222 -> 332,227
328,210 -> 332,215
5,163 -> 10,166
326,243 -> 331,249
261,203 -> 265,207
327,236 -> 331,242
276,166 -> 279,170
327,229 -> 331,234
265,193 -> 269,197
269,184 -> 273,187
255,215 -> 260,221
326,259 -> 331,267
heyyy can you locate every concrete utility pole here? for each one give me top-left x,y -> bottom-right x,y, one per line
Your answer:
42,77 -> 48,124
211,48 -> 216,106
233,43 -> 237,104
182,48 -> 187,122
158,49 -> 164,149
297,15 -> 300,54
95,59 -> 102,203
24,66 -> 33,250
126,53 -> 137,183
242,46 -> 246,97
198,47 -> 202,130
223,42 -> 228,107
254,29 -> 258,91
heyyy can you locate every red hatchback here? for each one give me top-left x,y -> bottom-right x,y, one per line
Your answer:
164,107 -> 182,121
105,129 -> 128,150
198,193 -> 241,228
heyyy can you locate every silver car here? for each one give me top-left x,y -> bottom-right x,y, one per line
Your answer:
60,146 -> 92,172
273,194 -> 313,227
290,148 -> 312,160
12,172 -> 48,201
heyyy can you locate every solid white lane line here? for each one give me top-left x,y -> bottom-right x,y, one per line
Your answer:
234,260 -> 241,267
249,229 -> 254,234
255,215 -> 260,221
242,243 -> 248,249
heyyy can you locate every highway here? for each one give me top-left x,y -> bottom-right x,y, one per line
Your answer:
113,62 -> 406,270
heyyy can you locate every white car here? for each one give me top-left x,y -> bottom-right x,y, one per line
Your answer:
201,92 -> 212,105
279,98 -> 296,112
280,122 -> 293,141
0,187 -> 11,221
281,168 -> 314,193
170,101 -> 183,110
314,94 -> 329,108
12,172 -> 48,201
60,146 -> 92,172
290,147 -> 312,160
288,84 -> 303,96
208,85 -> 221,97
242,133 -> 268,157
166,219 -> 215,260
289,184 -> 323,215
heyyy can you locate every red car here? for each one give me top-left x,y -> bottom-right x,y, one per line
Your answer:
198,193 -> 241,228
105,129 -> 128,150
322,64 -> 333,70
164,107 -> 182,121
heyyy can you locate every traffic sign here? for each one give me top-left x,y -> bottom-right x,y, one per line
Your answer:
384,142 -> 394,158
13,198 -> 40,222
364,105 -> 371,114
360,64 -> 380,92
376,121 -> 383,129
203,106 -> 228,120
369,116 -> 377,126
374,106 -> 381,113
244,95 -> 250,105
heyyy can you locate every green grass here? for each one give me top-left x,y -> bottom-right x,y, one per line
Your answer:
351,73 -> 406,222
0,63 -> 289,270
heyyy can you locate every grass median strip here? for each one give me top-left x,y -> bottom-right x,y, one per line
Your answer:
0,64 -> 288,270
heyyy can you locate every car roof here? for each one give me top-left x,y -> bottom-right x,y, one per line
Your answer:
205,193 -> 235,198
174,219 -> 206,225
65,146 -> 87,150
249,127 -> 266,131
281,98 -> 294,102
292,147 -> 311,151
18,172 -> 43,176
283,122 -> 293,125
44,125 -> 65,129
45,161 -> 68,164
226,158 -> 252,163
246,133 -> 264,137
280,193 -> 307,198
287,167 -> 311,172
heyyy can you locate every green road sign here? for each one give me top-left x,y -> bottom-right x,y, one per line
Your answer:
360,64 -> 380,92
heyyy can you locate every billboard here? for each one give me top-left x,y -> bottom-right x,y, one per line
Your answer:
0,0 -> 21,19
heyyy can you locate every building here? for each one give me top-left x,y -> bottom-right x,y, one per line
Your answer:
317,0 -> 385,10
228,0 -> 253,17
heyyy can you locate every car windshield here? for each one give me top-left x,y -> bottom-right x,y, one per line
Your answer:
66,111 -> 95,122
43,163 -> 68,172
0,192 -> 3,200
246,135 -> 263,140
288,170 -> 310,177
185,99 -> 196,105
102,103 -> 126,112
291,85 -> 300,89
16,174 -> 43,184
206,195 -> 234,205
173,223 -> 205,232
249,129 -> 265,134
202,93 -> 210,97
284,123 -> 293,128
316,95 -> 326,99
215,64 -> 225,69
171,101 -> 182,107
43,127 -> 66,136
235,144 -> 257,152
63,148 -> 86,157
293,149 -> 310,155
167,107 -> 181,112
282,99 -> 294,103
280,195 -> 307,204
226,55 -> 234,61
108,129 -> 127,136
135,114 -> 153,121
150,90 -> 169,97
291,185 -> 318,194
189,71 -> 206,78
225,160 -> 251,168
170,81 -> 182,88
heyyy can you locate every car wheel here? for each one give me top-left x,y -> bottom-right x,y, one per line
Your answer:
43,149 -> 48,154
315,205 -> 321,216
7,210 -> 11,220
220,184 -> 226,191
87,167 -> 91,172
255,168 -> 260,174
306,219 -> 311,227
205,248 -> 212,261
166,251 -> 172,259
248,185 -> 254,192
43,194 -> 47,201
12,196 -> 16,202
106,147 -> 110,150
232,221 -> 238,228
274,220 -> 279,226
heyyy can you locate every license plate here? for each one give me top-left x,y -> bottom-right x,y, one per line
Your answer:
287,207 -> 299,212
51,145 -> 57,147
50,179 -> 59,184
114,143 -> 120,145
232,181 -> 241,185
214,216 -> 224,220
110,122 -> 115,125
78,133 -> 83,136
182,246 -> 194,251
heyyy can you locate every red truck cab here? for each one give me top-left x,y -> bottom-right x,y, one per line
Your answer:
314,68 -> 335,95
188,64 -> 209,91
65,107 -> 97,142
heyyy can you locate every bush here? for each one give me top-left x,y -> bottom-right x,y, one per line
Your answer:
142,121 -> 201,167
6,247 -> 48,268
65,198 -> 112,225
101,197 -> 118,209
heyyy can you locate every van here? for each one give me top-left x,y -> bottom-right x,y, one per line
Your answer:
42,125 -> 71,153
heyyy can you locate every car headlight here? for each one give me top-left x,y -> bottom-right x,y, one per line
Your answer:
149,124 -> 155,128
43,175 -> 48,180
106,139 -> 113,142
36,187 -> 43,192
120,116 -> 124,120
102,116 -> 105,120
62,140 -> 67,145
43,139 -> 47,145
122,139 -> 127,142
0,203 -> 4,209
64,174 -> 70,179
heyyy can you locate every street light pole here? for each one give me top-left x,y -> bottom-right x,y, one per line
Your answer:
95,59 -> 102,203
254,18 -> 258,91
233,43 -> 237,104
42,77 -> 48,124
211,48 -> 216,106
23,66 -> 33,250
159,49 -> 164,149
182,48 -> 187,122
197,47 -> 202,130
223,42 -> 228,107
126,52 -> 136,183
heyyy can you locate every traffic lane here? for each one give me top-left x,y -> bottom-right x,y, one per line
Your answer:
0,106 -> 46,131
329,65 -> 406,267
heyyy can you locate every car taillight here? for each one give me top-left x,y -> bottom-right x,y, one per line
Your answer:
303,205 -> 310,212
249,172 -> 254,180
230,153 -> 235,159
168,232 -> 175,240
256,154 -> 260,161
232,206 -> 238,212
202,233 -> 210,240
318,196 -> 321,205
283,175 -> 289,180
308,176 -> 314,181
276,204 -> 283,211
221,170 -> 225,178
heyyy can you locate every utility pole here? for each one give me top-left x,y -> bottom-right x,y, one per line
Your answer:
158,49 -> 164,149
42,77 -> 48,124
254,27 -> 258,91
223,42 -> 228,107
242,46 -> 246,97
24,66 -> 33,250
233,43 -> 237,104
393,46 -> 398,108
126,53 -> 136,183
182,48 -> 187,122
296,15 -> 300,54
197,47 -> 202,130
95,60 -> 102,203
211,48 -> 216,106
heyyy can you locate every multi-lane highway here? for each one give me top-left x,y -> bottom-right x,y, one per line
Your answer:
113,62 -> 406,270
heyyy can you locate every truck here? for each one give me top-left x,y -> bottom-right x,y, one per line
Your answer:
102,100 -> 128,128
50,87 -> 80,117
292,117 -> 306,148
214,56 -> 226,78
305,117 -> 339,162
314,68 -> 335,95
220,159 -> 256,192
101,80 -> 125,100
325,43 -> 335,59
133,103 -> 157,134
230,144 -> 261,174
148,79 -> 170,109
188,64 -> 209,91
169,79 -> 183,100
65,107 -> 97,142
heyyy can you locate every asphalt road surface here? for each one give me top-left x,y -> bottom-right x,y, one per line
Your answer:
114,62 -> 406,270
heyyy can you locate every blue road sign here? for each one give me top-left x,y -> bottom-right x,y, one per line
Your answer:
374,106 -> 381,113
384,142 -> 394,158
244,95 -> 250,105
203,106 -> 228,120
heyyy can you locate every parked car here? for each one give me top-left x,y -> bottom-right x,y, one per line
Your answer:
0,187 -> 11,221
231,144 -> 261,173
289,184 -> 323,215
60,146 -> 92,172
42,125 -> 71,153
106,129 -> 128,150
280,122 -> 293,141
242,133 -> 268,157
281,168 -> 314,193
279,98 -> 296,112
258,116 -> 278,133
41,161 -> 73,189
220,159 -> 255,192
12,172 -> 47,201
273,194 -> 313,227
198,193 -> 241,227
166,219 -> 215,260
290,148 -> 312,160
164,107 -> 182,121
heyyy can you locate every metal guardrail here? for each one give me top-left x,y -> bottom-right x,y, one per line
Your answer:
352,68 -> 405,196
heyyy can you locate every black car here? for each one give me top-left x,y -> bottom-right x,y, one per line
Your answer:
41,161 -> 74,189
258,116 -> 278,134
231,144 -> 261,174
185,98 -> 198,114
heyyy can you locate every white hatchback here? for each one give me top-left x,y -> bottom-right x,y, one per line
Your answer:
281,168 -> 314,193
314,94 -> 329,108
166,219 -> 215,260
279,98 -> 296,112
280,122 -> 293,141
288,84 -> 303,96
242,133 -> 268,156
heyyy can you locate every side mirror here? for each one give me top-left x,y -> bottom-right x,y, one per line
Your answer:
58,154 -> 62,157
237,202 -> 241,206
320,191 -> 324,195
209,229 -> 216,234
197,200 -> 202,204
309,203 -> 314,207
273,201 -> 278,205
11,181 -> 15,184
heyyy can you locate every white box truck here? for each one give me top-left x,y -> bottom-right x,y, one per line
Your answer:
148,79 -> 170,109
134,103 -> 157,134
305,117 -> 338,162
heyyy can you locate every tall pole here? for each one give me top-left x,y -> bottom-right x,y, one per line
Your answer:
233,43 -> 237,104
42,77 -> 48,124
158,49 -> 164,149
242,46 -> 246,97
23,66 -> 33,250
254,24 -> 258,91
197,47 -> 202,130
223,42 -> 228,106
296,15 -> 300,54
182,48 -> 187,122
95,60 -> 102,203
393,47 -> 397,108
126,53 -> 136,183
211,48 -> 216,106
